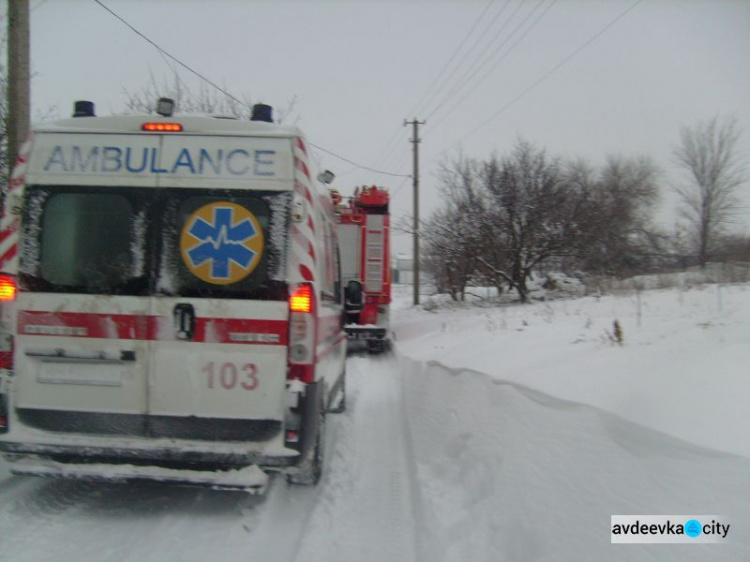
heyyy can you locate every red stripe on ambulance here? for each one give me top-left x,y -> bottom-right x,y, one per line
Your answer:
17,311 -> 288,345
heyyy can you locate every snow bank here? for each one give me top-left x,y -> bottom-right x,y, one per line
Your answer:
394,283 -> 750,458
398,356 -> 750,562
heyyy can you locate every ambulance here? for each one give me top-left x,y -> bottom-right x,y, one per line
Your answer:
0,100 -> 347,490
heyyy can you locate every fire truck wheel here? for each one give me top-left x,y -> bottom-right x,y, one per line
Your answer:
367,339 -> 387,354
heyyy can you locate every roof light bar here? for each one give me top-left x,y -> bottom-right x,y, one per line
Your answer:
142,122 -> 183,132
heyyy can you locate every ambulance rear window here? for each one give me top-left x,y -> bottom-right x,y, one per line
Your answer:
40,194 -> 134,290
20,188 -> 147,294
20,186 -> 290,300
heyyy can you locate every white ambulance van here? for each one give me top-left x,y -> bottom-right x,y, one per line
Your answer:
0,100 -> 347,490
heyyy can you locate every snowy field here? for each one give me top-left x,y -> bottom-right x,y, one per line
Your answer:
393,281 -> 750,561
0,281 -> 748,561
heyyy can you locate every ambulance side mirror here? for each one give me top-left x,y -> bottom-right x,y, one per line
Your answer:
317,170 -> 335,184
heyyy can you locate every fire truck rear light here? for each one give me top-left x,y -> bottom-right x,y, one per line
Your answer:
285,429 -> 299,443
290,284 -> 313,313
141,122 -> 183,132
0,275 -> 16,301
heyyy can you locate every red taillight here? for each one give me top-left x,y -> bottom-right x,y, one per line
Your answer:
285,429 -> 299,443
290,284 -> 313,313
288,283 -> 315,383
288,364 -> 314,383
141,122 -> 183,132
0,275 -> 16,301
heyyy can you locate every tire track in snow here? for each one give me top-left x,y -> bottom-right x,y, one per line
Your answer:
294,354 -> 420,562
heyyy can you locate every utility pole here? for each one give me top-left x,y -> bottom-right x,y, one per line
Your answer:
7,0 -> 31,183
404,118 -> 425,306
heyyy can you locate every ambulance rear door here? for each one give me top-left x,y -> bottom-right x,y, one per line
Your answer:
144,135 -> 294,441
14,134 -> 160,436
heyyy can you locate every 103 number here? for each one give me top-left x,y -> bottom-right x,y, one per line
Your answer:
203,362 -> 259,391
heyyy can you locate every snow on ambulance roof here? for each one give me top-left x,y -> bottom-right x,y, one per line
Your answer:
33,113 -> 304,138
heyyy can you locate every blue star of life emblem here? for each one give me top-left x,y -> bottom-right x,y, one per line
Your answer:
186,206 -> 257,279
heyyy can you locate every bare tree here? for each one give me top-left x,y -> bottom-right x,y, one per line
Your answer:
481,141 -> 593,303
673,116 -> 746,267
421,155 -> 484,300
422,142 -> 665,303
579,155 -> 661,275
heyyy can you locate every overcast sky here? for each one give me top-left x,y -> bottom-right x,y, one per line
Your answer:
20,0 -> 750,255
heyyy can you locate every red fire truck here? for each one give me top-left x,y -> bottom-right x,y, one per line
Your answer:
334,186 -> 391,353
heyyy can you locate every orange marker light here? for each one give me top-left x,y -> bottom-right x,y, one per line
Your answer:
290,284 -> 313,313
0,275 -> 16,301
141,122 -> 183,132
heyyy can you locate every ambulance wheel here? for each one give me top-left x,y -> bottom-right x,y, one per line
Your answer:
287,407 -> 326,486
329,371 -> 346,414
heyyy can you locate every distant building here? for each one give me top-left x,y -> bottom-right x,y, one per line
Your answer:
394,255 -> 413,285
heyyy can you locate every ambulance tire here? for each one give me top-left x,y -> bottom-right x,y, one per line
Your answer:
328,370 -> 346,414
287,406 -> 326,486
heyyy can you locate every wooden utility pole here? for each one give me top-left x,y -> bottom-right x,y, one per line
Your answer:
404,118 -> 425,306
7,0 -> 31,182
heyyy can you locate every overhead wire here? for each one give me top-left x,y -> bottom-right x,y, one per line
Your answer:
373,0 -> 509,173
307,142 -> 411,178
93,0 -> 245,107
422,0 -> 525,122
427,0 -> 558,133
431,0 -> 645,164
93,0 -> 407,180
407,0 -> 501,120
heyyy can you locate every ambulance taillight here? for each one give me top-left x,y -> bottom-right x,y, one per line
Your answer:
288,283 -> 315,383
0,274 -> 16,302
0,274 -> 15,431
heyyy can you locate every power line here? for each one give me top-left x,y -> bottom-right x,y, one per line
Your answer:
308,142 -> 411,178
94,0 -> 408,180
408,0 -> 500,120
428,0 -> 557,132
94,0 -> 245,107
373,0 -> 507,173
436,0 -> 644,160
423,0 -> 526,121
391,173 -> 414,199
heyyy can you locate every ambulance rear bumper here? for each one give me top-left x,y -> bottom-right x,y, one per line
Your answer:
5,455 -> 270,493
0,436 -> 300,471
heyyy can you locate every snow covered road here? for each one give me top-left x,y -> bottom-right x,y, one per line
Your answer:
0,354 -> 421,562
1,285 -> 748,561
